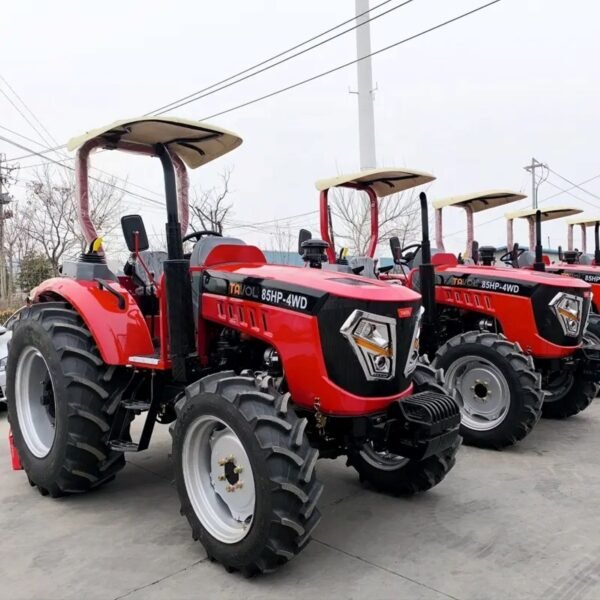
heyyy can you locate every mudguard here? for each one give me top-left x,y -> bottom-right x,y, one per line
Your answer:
32,277 -> 154,365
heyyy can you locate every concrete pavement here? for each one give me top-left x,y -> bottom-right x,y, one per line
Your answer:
1,405 -> 600,600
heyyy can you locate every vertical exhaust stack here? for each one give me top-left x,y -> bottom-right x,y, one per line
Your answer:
595,222 -> 600,266
533,209 -> 545,272
418,192 -> 437,357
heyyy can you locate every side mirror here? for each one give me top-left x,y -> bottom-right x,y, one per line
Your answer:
298,229 -> 312,256
389,236 -> 402,264
0,325 -> 7,336
558,245 -> 564,261
471,240 -> 479,265
121,215 -> 149,253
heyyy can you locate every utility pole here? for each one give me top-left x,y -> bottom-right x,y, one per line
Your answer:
523,157 -> 548,209
0,154 -> 13,299
354,0 -> 377,170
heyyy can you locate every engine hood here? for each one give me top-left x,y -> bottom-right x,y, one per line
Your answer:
436,264 -> 591,291
202,262 -> 422,303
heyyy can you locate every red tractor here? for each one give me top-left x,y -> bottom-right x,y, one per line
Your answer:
505,209 -> 600,339
6,118 -> 461,575
313,172 -> 597,448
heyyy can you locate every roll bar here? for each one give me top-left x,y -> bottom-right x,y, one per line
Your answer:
75,138 -> 189,254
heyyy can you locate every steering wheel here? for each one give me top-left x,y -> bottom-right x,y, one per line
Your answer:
499,245 -> 525,266
182,230 -> 223,244
396,243 -> 422,266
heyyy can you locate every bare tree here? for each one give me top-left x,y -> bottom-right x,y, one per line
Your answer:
268,222 -> 296,264
190,168 -> 233,234
22,166 -> 124,274
4,196 -> 36,292
331,187 -> 420,255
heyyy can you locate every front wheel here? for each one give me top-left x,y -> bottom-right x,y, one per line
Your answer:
540,330 -> 599,419
348,361 -> 461,495
433,332 -> 543,449
171,372 -> 322,576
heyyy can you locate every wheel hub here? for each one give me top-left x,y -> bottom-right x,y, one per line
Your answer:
182,415 -> 256,544
445,356 -> 510,431
209,429 -> 254,522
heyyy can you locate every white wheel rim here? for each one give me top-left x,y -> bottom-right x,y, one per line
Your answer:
445,355 -> 510,432
182,415 -> 256,544
15,346 -> 57,458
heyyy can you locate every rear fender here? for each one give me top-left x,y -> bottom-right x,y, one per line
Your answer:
33,277 -> 154,365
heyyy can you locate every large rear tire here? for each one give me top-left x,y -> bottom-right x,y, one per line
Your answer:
171,372 -> 322,576
432,332 -> 543,449
7,302 -> 129,496
348,361 -> 461,495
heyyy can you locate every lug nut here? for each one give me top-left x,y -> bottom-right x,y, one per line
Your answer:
234,466 -> 243,474
235,482 -> 244,490
218,475 -> 226,481
218,458 -> 227,466
226,485 -> 236,493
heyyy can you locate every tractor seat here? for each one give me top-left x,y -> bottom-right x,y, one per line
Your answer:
190,236 -> 246,266
517,251 -> 535,267
348,256 -> 377,278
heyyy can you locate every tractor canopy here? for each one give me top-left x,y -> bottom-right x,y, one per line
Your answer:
505,206 -> 582,250
67,116 -> 243,249
67,116 -> 242,170
315,168 -> 435,262
432,190 -> 526,253
566,215 -> 600,255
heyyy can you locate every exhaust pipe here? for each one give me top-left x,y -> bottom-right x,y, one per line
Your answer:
418,192 -> 437,357
533,210 -> 545,272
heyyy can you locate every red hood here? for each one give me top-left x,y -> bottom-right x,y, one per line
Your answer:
206,262 -> 422,302
435,264 -> 591,290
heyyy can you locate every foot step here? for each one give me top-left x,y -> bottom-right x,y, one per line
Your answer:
109,440 -> 139,452
122,400 -> 151,412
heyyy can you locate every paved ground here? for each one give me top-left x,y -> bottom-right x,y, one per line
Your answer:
1,405 -> 600,600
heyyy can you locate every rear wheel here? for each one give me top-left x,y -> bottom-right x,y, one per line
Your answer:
7,302 -> 129,496
433,332 -> 543,449
348,361 -> 461,495
171,372 -> 322,575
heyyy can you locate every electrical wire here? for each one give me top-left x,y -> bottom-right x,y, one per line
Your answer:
199,0 -> 504,121
0,133 -> 166,208
148,0 -> 398,115
151,0 -> 416,115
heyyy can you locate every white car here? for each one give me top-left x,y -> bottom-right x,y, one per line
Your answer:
0,308 -> 24,406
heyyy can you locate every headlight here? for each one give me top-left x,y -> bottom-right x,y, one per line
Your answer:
549,292 -> 584,337
340,310 -> 396,380
404,307 -> 424,377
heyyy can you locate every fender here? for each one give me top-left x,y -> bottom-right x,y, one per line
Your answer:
33,277 -> 154,365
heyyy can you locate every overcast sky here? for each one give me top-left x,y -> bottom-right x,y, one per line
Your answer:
1,0 -> 598,255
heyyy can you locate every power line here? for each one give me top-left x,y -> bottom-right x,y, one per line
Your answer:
0,74 -> 61,149
547,167 -> 600,204
148,0 -> 398,115
0,133 -> 166,207
443,170 -> 600,239
200,0 -> 504,121
152,0 -> 415,115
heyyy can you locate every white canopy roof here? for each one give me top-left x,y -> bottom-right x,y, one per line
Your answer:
566,215 -> 600,226
315,168 -> 435,198
432,190 -> 526,213
67,116 -> 242,169
505,205 -> 583,222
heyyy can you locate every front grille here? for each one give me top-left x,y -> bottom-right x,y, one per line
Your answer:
316,296 -> 421,397
531,286 -> 590,346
